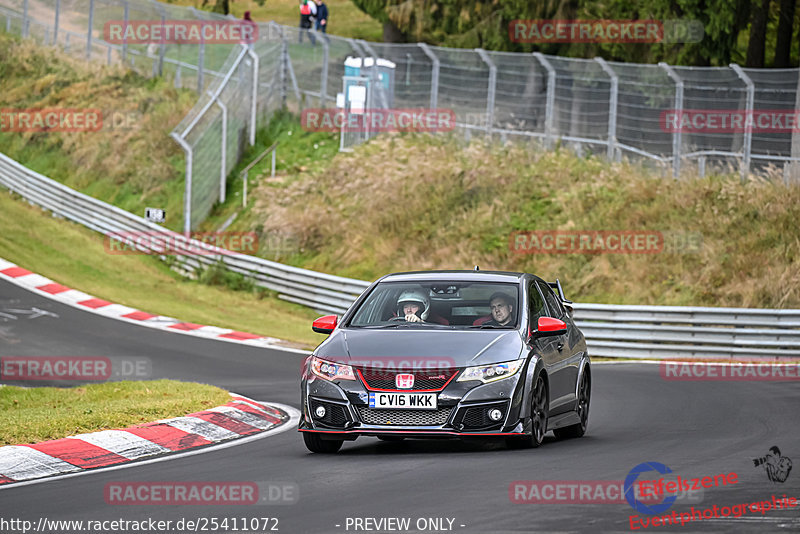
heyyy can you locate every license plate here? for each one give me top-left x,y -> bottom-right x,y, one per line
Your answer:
368,392 -> 437,410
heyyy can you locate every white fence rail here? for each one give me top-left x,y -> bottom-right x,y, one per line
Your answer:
3,0 -> 800,236
0,152 -> 368,315
2,151 -> 800,360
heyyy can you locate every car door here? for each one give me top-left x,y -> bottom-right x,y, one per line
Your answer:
536,281 -> 574,415
526,281 -> 563,412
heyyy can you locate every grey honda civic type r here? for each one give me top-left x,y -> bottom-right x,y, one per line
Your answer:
299,270 -> 591,453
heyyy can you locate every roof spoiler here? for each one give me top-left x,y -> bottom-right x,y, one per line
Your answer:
548,279 -> 574,315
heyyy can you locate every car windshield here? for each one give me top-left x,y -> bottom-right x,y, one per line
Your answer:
348,281 -> 520,329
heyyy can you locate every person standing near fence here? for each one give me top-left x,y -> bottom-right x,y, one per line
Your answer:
314,0 -> 329,42
241,11 -> 257,50
299,0 -> 317,45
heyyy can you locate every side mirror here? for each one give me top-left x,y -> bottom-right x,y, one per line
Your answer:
312,315 -> 338,334
529,316 -> 567,340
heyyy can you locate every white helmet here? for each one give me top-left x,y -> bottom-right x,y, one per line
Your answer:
397,289 -> 430,321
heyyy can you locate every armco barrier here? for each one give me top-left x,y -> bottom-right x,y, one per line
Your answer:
2,150 -> 800,359
0,152 -> 368,315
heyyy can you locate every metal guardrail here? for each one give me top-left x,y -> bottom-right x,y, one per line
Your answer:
2,150 -> 799,359
0,152 -> 369,315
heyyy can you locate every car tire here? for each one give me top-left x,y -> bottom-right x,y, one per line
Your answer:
554,371 -> 590,440
377,436 -> 405,442
303,432 -> 344,453
506,375 -> 548,449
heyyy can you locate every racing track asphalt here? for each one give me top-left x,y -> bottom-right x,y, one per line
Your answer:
1,277 -> 799,533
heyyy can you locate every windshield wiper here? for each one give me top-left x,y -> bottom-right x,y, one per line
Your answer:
467,324 -> 509,329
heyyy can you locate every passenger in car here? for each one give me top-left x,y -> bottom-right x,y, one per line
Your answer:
483,292 -> 516,326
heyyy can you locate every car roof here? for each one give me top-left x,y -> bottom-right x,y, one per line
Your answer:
379,270 -> 533,284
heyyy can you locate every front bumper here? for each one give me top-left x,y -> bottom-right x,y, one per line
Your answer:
299,367 -> 529,439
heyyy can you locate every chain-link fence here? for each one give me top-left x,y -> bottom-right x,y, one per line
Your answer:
3,0 -> 800,232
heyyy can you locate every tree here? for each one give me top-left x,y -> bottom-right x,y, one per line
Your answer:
202,0 -> 231,16
351,0 -> 760,66
746,0 -> 772,66
774,0 -> 797,67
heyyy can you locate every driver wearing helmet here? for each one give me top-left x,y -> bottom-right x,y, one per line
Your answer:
396,289 -> 430,323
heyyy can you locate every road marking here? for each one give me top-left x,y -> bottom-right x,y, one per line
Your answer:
162,416 -> 243,441
0,446 -> 81,481
0,403 -> 300,491
208,406 -> 277,430
67,430 -> 170,460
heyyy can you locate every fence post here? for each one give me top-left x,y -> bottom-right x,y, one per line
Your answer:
243,170 -> 248,208
208,92 -> 227,203
245,44 -> 259,146
157,12 -> 166,76
791,67 -> 800,184
170,133 -> 193,235
86,0 -> 94,59
121,0 -> 128,62
730,64 -> 754,183
475,49 -> 497,138
22,0 -> 28,38
274,23 -> 287,108
418,43 -> 439,110
594,57 -> 619,162
319,34 -> 329,108
659,62 -> 683,179
533,52 -> 556,149
197,33 -> 205,94
54,0 -> 60,45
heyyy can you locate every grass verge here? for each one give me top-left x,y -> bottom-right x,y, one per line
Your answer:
0,33 -> 195,234
227,130 -> 800,309
0,379 -> 231,445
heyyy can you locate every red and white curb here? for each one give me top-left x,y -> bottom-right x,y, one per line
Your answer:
0,394 -> 289,486
0,258 -> 310,355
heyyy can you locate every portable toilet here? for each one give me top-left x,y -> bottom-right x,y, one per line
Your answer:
343,56 -> 396,107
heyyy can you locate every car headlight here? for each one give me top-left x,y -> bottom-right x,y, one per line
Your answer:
310,356 -> 355,381
457,360 -> 524,383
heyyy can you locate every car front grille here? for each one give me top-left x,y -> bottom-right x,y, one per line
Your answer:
357,368 -> 459,391
356,406 -> 453,426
